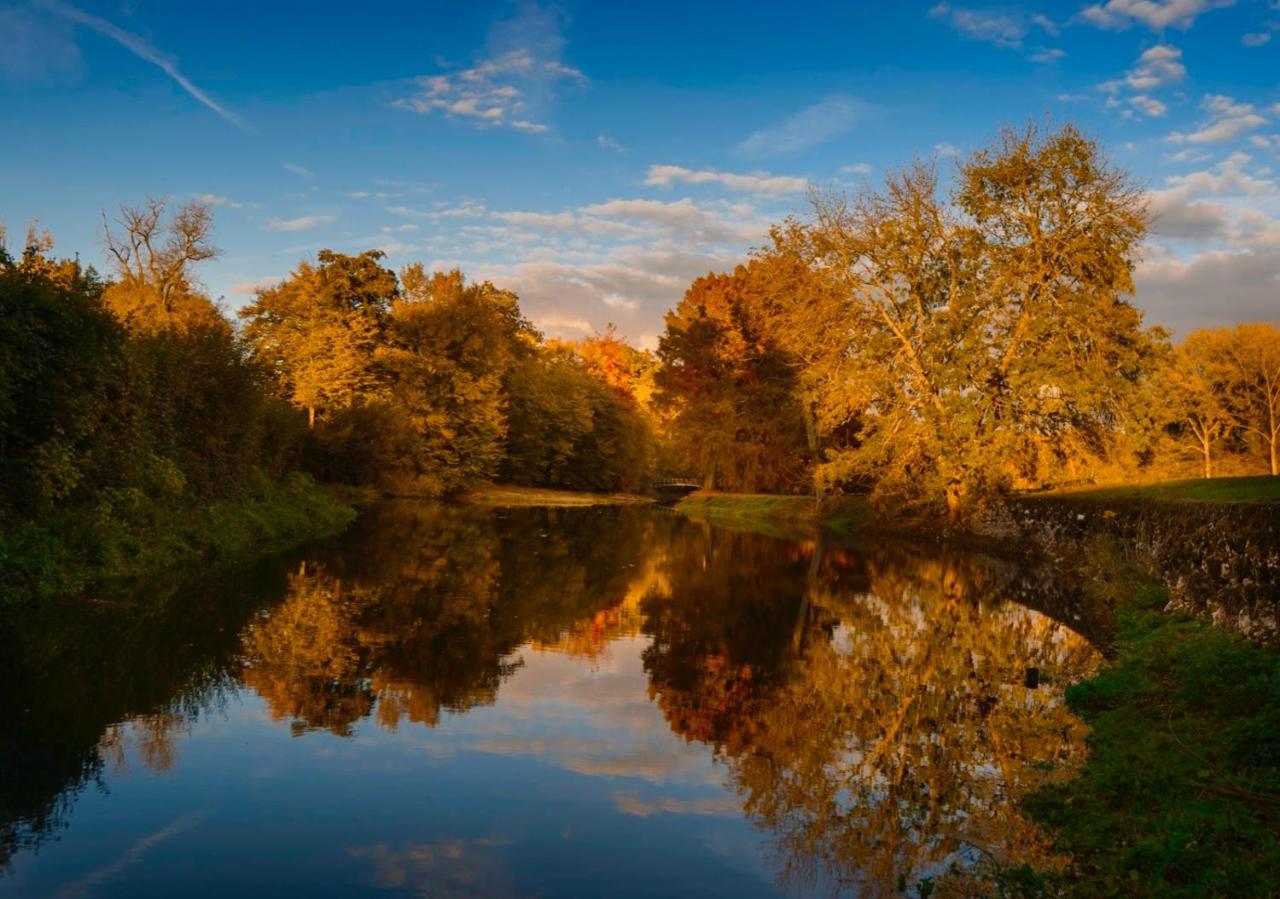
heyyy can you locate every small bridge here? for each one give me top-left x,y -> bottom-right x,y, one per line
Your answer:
652,477 -> 703,504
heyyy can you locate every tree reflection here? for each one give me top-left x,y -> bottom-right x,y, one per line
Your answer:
1,504 -> 1103,896
642,533 -> 1100,896
237,502 -> 656,734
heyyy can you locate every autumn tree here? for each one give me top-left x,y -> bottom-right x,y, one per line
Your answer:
1159,331 -> 1241,479
241,250 -> 397,428
773,125 -> 1156,518
379,266 -> 534,492
101,198 -> 225,334
1219,324 -> 1280,476
655,267 -> 810,492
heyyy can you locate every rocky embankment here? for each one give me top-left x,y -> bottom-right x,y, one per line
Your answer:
1001,496 -> 1280,645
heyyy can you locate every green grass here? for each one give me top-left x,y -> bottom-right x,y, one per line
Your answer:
674,491 -> 871,536
1043,475 -> 1280,505
1007,559 -> 1280,897
0,473 -> 357,605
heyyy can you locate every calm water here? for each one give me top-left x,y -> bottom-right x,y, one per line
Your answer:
1,503 -> 1106,898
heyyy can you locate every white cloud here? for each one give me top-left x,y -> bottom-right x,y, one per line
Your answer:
41,0 -> 248,129
840,163 -> 873,176
602,292 -> 637,310
1138,152 -> 1280,331
393,4 -> 584,134
1169,94 -> 1267,144
736,95 -> 863,158
1242,31 -> 1272,46
264,215 -> 334,232
1031,47 -> 1067,62
534,313 -> 593,333
935,142 -> 961,157
643,164 -> 808,195
597,134 -> 625,152
283,162 -> 313,178
373,240 -> 416,256
1161,151 -> 1279,199
1079,0 -> 1233,31
192,193 -> 244,209
1137,245 -> 1280,335
387,202 -> 486,220
1129,94 -> 1168,117
230,276 -> 282,294
928,3 -> 1029,47
1124,44 -> 1186,89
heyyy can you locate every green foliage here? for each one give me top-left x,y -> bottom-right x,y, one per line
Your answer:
1017,565 -> 1280,897
0,474 -> 353,605
0,235 -> 348,604
503,349 -> 655,493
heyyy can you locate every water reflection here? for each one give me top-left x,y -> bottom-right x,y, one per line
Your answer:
0,503 -> 1103,897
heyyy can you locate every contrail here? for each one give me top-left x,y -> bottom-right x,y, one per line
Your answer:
40,0 -> 250,131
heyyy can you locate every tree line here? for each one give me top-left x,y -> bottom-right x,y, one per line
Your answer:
0,204 -> 656,602
3,121 -> 1277,555
655,124 -> 1280,518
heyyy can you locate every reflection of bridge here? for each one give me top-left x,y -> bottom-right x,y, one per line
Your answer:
652,477 -> 702,503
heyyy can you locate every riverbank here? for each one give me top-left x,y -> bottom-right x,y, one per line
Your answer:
462,484 -> 654,507
0,474 -> 358,605
1008,551 -> 1280,897
674,491 -> 871,537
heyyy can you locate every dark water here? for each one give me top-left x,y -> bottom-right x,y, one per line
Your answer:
0,503 -> 1105,898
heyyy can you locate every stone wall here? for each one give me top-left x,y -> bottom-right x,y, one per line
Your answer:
1005,497 -> 1280,646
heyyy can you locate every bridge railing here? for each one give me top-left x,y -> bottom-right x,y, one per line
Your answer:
652,477 -> 702,489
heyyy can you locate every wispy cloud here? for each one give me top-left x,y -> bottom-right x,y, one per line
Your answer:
1079,0 -> 1234,31
643,164 -> 807,195
597,134 -> 625,152
1169,94 -> 1267,144
39,0 -> 248,129
1098,45 -> 1185,118
264,215 -> 334,232
394,3 -> 584,134
283,162 -> 313,178
736,95 -> 863,159
928,3 -> 1030,47
231,276 -> 283,294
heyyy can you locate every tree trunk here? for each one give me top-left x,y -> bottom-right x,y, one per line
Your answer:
1203,438 -> 1212,480
945,481 -> 965,523
1271,436 -> 1277,477
803,402 -> 824,503
308,406 -> 316,429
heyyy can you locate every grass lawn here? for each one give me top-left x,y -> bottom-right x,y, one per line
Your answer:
1042,475 -> 1280,505
1007,562 -> 1280,897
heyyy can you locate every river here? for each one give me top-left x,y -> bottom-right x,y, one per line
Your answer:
0,501 -> 1105,897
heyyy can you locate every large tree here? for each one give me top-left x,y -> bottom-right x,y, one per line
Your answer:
655,267 -> 811,492
241,250 -> 397,427
773,125 -> 1157,518
379,266 -> 533,491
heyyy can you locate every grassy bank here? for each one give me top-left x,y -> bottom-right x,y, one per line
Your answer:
0,473 -> 358,605
1005,557 -> 1280,897
1042,475 -> 1280,505
674,491 -> 870,536
462,484 -> 654,507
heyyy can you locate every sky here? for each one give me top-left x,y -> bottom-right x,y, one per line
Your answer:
1,0 -> 1277,347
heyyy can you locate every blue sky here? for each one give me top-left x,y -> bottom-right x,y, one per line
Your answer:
1,0 -> 1277,345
